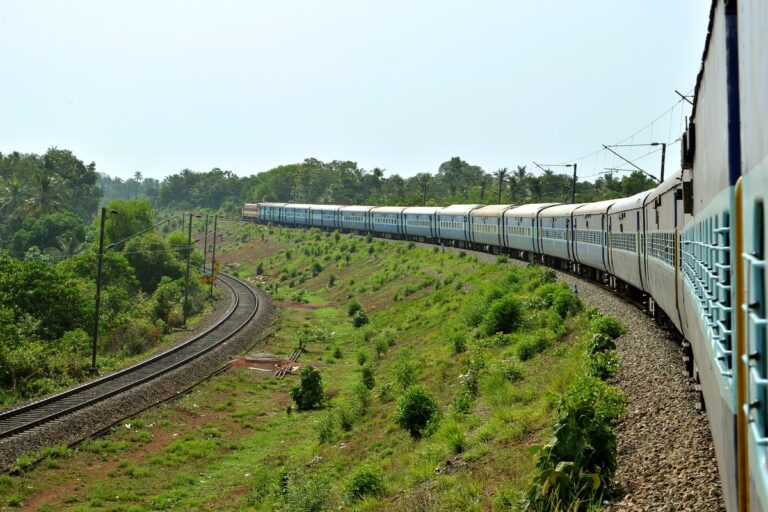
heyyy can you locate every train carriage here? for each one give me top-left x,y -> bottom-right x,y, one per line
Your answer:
469,205 -> 514,252
255,202 -> 287,224
606,191 -> 651,292
436,204 -> 482,246
309,205 -> 342,230
572,200 -> 616,275
643,171 -> 685,333
538,204 -> 584,263
283,204 -> 313,227
504,203 -> 559,256
402,207 -> 439,240
370,206 -> 406,237
339,206 -> 373,233
737,2 -> 768,509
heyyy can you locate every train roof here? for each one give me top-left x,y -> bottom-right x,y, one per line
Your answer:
608,191 -> 652,213
470,204 -> 515,217
437,204 -> 484,215
339,205 -> 375,213
258,202 -> 287,207
402,207 -> 440,215
309,204 -> 342,211
538,203 -> 586,217
371,206 -> 406,214
573,199 -> 617,216
284,203 -> 314,209
503,203 -> 561,218
645,169 -> 683,202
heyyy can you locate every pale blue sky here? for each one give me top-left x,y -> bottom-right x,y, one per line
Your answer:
0,1 -> 709,182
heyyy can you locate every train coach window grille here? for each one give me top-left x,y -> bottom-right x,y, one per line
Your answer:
745,201 -> 767,437
611,232 -> 636,252
576,229 -> 601,245
710,212 -> 733,376
508,226 -> 531,237
542,228 -> 566,240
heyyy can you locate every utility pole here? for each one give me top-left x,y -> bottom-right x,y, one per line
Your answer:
658,143 -> 666,182
209,215 -> 218,302
202,214 -> 209,270
570,163 -> 577,204
90,207 -> 110,375
183,212 -> 194,328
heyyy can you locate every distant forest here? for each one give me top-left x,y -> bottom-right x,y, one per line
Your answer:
98,155 -> 658,212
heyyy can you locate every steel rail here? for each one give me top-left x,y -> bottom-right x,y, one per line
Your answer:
0,273 -> 258,439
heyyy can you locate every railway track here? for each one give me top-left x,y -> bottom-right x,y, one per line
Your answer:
0,273 -> 258,441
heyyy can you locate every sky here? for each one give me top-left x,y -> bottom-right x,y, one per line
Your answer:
0,1 -> 710,182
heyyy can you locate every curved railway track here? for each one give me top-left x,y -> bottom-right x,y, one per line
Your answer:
0,273 -> 258,441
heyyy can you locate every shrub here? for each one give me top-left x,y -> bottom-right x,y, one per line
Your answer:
586,333 -> 616,355
347,298 -> 362,317
516,333 -> 549,361
452,390 -> 474,414
289,366 -> 324,411
356,350 -> 368,366
587,350 -> 620,380
550,288 -> 582,318
394,354 -> 418,389
591,316 -> 627,339
480,295 -> 522,336
524,376 -> 625,511
256,262 -> 264,275
353,382 -> 371,416
374,339 -> 388,358
352,310 -> 369,328
496,254 -> 509,264
338,404 -> 356,431
394,385 -> 439,437
344,466 -> 386,503
361,363 -> 375,390
495,359 -> 524,382
328,274 -> 336,288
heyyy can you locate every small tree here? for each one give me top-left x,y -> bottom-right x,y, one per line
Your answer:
394,385 -> 439,438
361,363 -> 375,390
347,298 -> 362,317
290,366 -> 324,411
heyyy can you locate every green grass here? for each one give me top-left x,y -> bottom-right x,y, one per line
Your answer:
0,225 -> 608,510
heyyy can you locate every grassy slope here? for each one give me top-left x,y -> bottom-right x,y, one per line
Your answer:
0,226 -> 595,511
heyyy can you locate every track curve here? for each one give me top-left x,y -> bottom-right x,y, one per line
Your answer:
0,273 -> 258,440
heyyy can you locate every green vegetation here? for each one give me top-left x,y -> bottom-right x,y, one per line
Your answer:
289,366 -> 324,411
0,225 -> 629,511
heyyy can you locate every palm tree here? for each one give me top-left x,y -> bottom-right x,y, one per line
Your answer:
510,166 -> 528,203
25,171 -> 67,216
0,178 -> 29,215
44,233 -> 86,261
493,168 -> 508,204
133,171 -> 143,198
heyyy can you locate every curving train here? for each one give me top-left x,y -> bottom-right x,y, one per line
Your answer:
243,2 -> 766,510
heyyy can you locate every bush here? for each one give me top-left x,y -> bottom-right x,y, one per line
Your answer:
256,262 -> 264,275
376,382 -> 394,402
352,310 -> 369,328
587,350 -> 620,380
347,298 -> 362,317
586,333 -> 617,355
480,295 -> 522,336
524,376 -> 625,511
374,338 -> 388,358
394,385 -> 439,437
361,363 -> 375,390
344,466 -> 386,503
551,288 -> 582,318
289,366 -> 324,411
516,333 -> 549,361
591,315 -> 627,339
394,354 -> 418,389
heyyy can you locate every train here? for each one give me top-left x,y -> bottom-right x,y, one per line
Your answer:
242,2 -> 766,511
